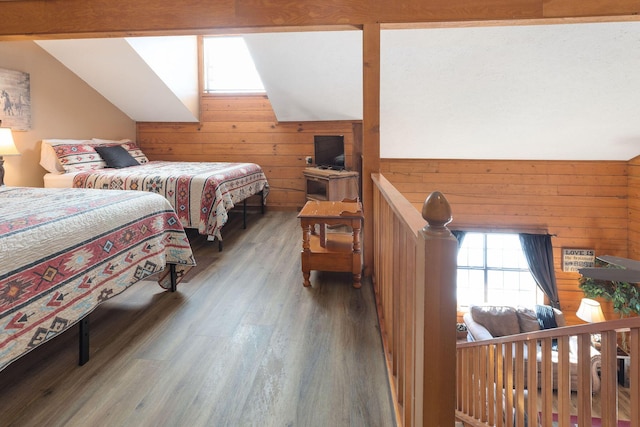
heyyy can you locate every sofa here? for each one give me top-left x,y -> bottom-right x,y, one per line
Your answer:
463,305 -> 601,393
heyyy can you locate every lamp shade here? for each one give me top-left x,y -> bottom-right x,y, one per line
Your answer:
0,128 -> 19,156
576,298 -> 606,323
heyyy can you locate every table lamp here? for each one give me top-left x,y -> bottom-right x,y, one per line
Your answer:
0,126 -> 19,186
576,298 -> 606,323
577,298 -> 605,349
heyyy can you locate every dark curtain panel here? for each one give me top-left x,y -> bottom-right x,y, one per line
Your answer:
519,233 -> 560,308
451,230 -> 466,249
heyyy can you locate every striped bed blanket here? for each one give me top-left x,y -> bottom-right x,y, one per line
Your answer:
72,161 -> 269,240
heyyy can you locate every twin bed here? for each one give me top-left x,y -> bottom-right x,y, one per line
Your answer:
40,138 -> 270,242
0,186 -> 196,371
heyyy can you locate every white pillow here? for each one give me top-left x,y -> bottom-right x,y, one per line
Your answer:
92,138 -> 129,145
40,139 -> 92,174
92,138 -> 149,164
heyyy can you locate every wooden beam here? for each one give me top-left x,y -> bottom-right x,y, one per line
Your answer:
362,23 -> 380,277
1,0 -> 640,39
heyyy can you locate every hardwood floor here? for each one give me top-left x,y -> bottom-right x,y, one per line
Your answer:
0,210 -> 395,427
537,386 -> 633,422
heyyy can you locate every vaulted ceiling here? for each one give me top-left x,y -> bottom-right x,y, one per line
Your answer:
35,21 -> 640,161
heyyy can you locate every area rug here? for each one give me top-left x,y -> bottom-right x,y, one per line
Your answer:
541,412 -> 631,427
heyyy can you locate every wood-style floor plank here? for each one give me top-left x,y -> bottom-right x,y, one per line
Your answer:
0,210 -> 395,427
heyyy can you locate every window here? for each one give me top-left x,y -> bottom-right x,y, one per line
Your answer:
457,232 -> 540,308
202,36 -> 265,94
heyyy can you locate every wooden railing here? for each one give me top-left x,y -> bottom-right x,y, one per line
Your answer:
371,173 -> 458,427
371,173 -> 640,427
456,317 -> 640,427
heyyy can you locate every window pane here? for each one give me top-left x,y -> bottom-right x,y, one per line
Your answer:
487,290 -> 512,306
486,234 -> 523,268
487,270 -> 505,291
457,233 -> 484,267
487,247 -> 504,268
457,269 -> 484,307
203,36 -> 265,93
502,271 -> 521,290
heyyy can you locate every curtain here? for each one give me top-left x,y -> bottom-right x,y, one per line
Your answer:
519,233 -> 560,308
451,230 -> 466,249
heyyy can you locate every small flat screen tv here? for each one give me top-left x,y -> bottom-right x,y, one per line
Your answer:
314,135 -> 345,170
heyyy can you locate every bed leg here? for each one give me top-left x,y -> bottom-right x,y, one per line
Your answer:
169,264 -> 177,292
261,189 -> 265,215
243,198 -> 247,229
218,239 -> 223,252
79,316 -> 90,366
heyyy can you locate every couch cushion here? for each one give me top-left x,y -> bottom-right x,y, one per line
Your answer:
470,305 -> 520,337
516,306 -> 541,333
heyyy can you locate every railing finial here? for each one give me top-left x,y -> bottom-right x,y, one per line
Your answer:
422,191 -> 453,235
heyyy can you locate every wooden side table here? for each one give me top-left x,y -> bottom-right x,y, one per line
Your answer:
297,200 -> 364,288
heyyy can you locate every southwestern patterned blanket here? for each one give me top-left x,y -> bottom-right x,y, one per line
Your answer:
0,187 -> 195,371
72,161 -> 270,240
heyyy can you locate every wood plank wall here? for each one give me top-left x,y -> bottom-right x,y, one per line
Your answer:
628,155 -> 640,261
380,158 -> 630,325
136,95 -> 359,210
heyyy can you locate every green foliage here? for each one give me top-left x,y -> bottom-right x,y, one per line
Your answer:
579,264 -> 640,317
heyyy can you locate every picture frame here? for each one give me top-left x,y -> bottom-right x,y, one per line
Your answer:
562,248 -> 595,272
0,67 -> 31,131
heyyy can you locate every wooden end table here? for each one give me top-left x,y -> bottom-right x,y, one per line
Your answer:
297,200 -> 364,288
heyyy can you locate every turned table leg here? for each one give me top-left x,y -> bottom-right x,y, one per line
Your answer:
352,273 -> 362,289
352,219 -> 362,288
303,271 -> 311,287
301,222 -> 311,287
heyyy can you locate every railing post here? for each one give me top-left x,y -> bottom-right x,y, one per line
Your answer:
414,191 -> 458,426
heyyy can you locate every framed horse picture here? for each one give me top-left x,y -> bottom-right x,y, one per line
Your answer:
0,68 -> 31,131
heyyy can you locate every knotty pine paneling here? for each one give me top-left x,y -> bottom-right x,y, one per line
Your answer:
542,0 -> 640,18
137,95 -> 359,210
381,158 -> 630,325
628,156 -> 640,261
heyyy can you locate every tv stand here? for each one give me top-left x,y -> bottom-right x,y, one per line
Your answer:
317,165 -> 344,171
303,167 -> 359,202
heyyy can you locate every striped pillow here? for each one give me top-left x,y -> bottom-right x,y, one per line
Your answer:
46,139 -> 107,172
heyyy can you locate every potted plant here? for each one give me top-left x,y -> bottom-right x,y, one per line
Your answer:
579,260 -> 640,351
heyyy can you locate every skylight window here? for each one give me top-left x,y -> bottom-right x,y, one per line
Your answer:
203,36 -> 265,94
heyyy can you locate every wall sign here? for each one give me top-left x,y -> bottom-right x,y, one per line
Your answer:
562,248 -> 595,272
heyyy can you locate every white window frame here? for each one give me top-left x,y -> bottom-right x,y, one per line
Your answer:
456,232 -> 542,309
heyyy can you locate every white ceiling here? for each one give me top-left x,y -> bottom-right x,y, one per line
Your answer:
381,21 -> 640,161
36,37 -> 199,122
244,31 -> 362,122
34,21 -> 640,161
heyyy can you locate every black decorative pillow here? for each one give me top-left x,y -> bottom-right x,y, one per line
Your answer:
535,304 -> 558,330
95,145 -> 140,168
